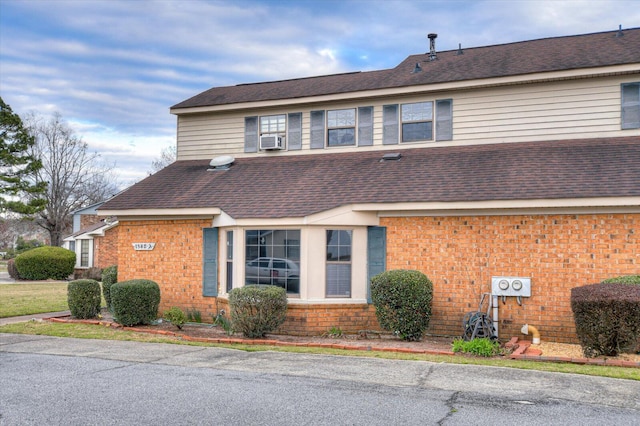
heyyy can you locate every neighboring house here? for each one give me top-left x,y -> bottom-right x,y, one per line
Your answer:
99,28 -> 640,342
63,202 -> 119,274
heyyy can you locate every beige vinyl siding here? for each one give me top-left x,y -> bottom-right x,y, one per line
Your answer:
176,75 -> 640,161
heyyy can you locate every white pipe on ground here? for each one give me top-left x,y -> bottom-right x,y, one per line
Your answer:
521,323 -> 541,345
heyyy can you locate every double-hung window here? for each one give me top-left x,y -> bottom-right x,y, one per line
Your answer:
326,230 -> 352,297
260,114 -> 286,137
622,82 -> 640,129
80,240 -> 90,267
327,109 -> 356,146
401,101 -> 433,142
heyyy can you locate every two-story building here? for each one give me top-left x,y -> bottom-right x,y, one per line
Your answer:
99,27 -> 640,342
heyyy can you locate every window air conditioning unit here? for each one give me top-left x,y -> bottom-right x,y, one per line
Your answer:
260,135 -> 285,150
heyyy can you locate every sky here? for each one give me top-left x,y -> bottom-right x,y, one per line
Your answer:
1,0 -> 639,186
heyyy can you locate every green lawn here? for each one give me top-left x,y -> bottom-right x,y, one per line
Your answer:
0,282 -> 70,317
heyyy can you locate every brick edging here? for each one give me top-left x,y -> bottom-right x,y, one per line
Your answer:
43,316 -> 639,368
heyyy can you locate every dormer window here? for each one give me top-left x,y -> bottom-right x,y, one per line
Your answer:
401,101 -> 433,142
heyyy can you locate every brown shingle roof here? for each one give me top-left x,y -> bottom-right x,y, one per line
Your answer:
172,28 -> 640,110
100,137 -> 640,218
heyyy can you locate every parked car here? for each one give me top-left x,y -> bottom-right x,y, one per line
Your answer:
245,257 -> 300,293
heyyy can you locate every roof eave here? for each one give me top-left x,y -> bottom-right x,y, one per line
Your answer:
170,63 -> 640,115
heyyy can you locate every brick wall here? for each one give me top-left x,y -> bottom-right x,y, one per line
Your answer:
381,213 -> 639,343
117,219 -> 221,318
94,226 -> 119,268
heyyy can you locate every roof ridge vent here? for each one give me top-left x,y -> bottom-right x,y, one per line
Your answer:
428,33 -> 438,61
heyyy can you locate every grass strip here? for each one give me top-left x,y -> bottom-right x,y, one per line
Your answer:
0,283 -> 69,317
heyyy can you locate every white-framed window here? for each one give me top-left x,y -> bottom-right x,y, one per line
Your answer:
326,230 -> 352,297
260,114 -> 286,137
327,108 -> 356,146
245,229 -> 300,295
80,239 -> 90,267
622,82 -> 640,129
401,101 -> 433,142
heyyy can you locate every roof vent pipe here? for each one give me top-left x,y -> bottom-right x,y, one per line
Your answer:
456,43 -> 463,55
411,62 -> 422,73
616,24 -> 624,37
428,33 -> 438,61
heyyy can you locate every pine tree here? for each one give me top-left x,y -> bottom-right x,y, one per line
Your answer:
0,97 -> 47,215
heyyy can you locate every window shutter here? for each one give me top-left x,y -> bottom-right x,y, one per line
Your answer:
367,226 -> 386,303
203,227 -> 219,297
358,106 -> 374,146
310,110 -> 325,149
382,104 -> 398,145
621,83 -> 640,130
436,99 -> 453,141
244,116 -> 258,153
288,112 -> 302,150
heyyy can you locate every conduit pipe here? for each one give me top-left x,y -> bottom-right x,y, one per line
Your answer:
521,324 -> 541,345
492,295 -> 499,338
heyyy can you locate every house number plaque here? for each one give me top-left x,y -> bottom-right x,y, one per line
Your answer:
132,242 -> 156,251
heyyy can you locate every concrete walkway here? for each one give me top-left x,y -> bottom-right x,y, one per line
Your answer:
0,311 -> 71,326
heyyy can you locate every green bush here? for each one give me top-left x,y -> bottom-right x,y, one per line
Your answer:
14,246 -> 75,280
164,307 -> 187,330
229,285 -> 287,338
67,279 -> 102,319
110,279 -> 161,326
370,269 -> 433,341
7,258 -> 21,279
602,275 -> 640,285
82,266 -> 103,281
571,283 -> 640,357
452,338 -> 500,357
101,265 -> 118,310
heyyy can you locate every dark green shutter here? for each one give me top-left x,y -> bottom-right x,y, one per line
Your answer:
436,99 -> 453,141
621,83 -> 640,130
383,104 -> 398,145
203,227 -> 219,297
288,112 -> 302,150
358,106 -> 374,146
367,226 -> 386,303
244,116 -> 258,153
310,110 -> 325,149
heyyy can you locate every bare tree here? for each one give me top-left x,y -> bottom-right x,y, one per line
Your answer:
26,113 -> 120,246
149,145 -> 176,174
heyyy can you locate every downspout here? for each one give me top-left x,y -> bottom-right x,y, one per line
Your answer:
521,324 -> 541,345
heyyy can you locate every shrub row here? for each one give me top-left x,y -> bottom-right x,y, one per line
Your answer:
101,265 -> 118,310
229,285 -> 287,338
111,279 -> 160,327
571,281 -> 640,357
15,246 -> 75,280
371,269 -> 433,341
67,279 -> 102,319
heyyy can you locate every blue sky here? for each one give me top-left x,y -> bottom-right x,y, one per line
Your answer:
1,0 -> 638,185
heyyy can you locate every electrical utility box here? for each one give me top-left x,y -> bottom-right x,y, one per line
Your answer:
491,276 -> 531,297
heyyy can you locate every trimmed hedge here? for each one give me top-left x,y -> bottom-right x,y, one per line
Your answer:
571,282 -> 640,357
229,285 -> 287,338
67,279 -> 102,319
7,258 -> 21,280
164,307 -> 187,330
14,246 -> 75,280
371,269 -> 433,341
101,265 -> 118,310
110,279 -> 161,326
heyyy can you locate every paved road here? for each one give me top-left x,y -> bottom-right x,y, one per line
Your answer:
1,334 -> 638,425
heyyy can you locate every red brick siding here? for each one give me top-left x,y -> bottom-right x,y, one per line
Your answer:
117,219 -> 220,317
381,214 -> 639,343
94,226 -> 119,268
